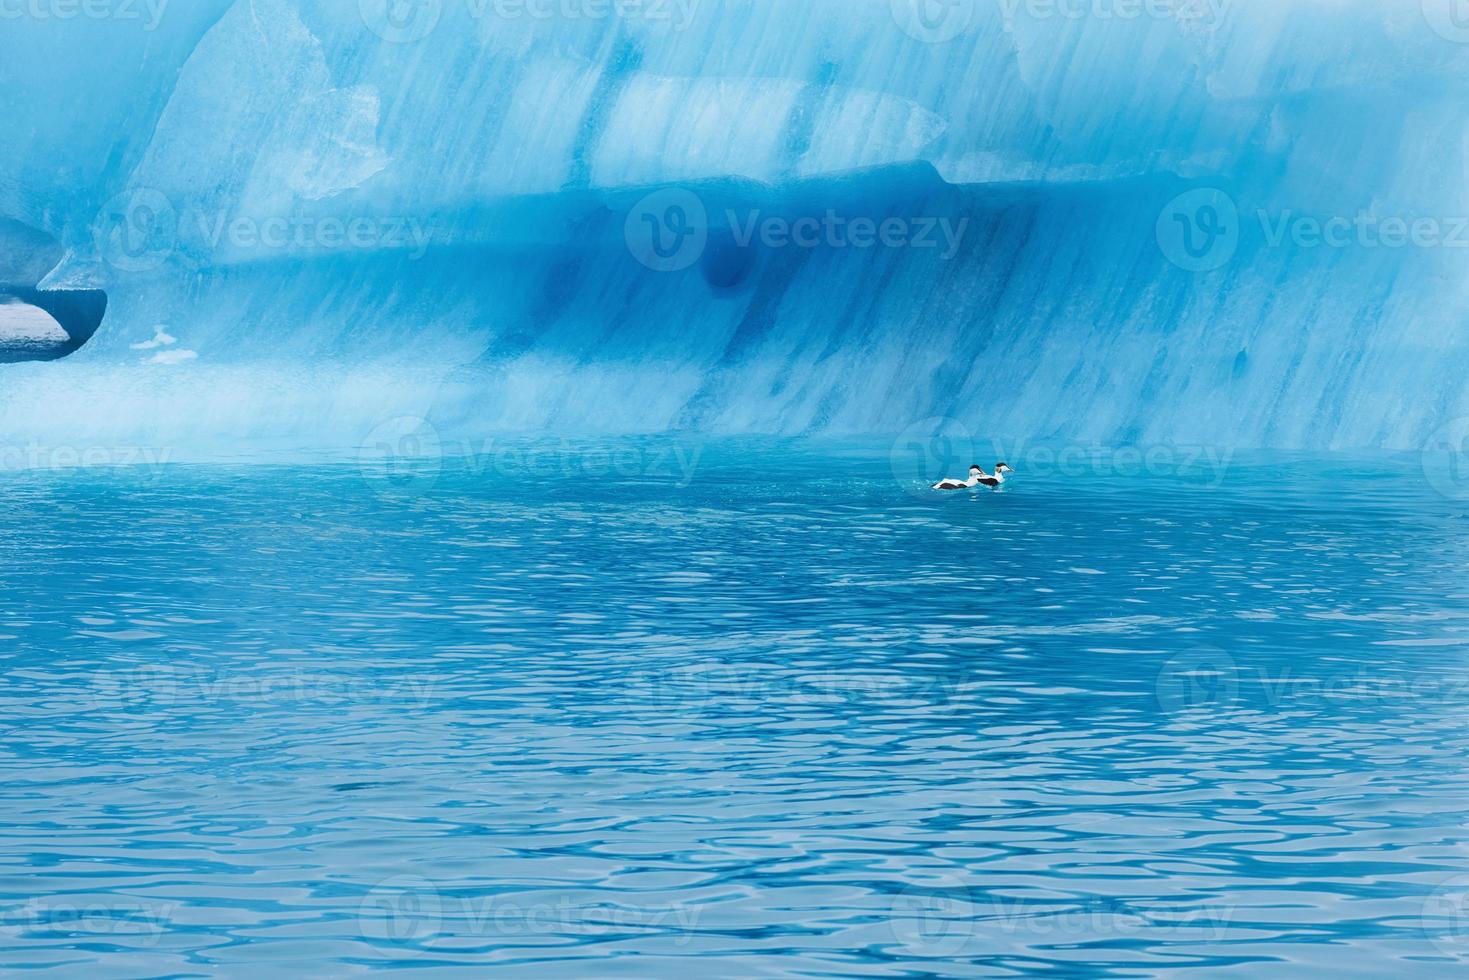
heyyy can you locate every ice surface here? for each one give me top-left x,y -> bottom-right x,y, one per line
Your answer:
0,302 -> 66,343
2,0 -> 1468,451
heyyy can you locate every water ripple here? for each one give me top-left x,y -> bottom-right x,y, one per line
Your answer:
1,444 -> 1468,975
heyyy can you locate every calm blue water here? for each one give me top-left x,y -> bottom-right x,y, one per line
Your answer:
4,439 -> 1469,977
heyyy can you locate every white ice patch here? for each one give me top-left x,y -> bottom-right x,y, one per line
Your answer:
0,303 -> 67,344
131,327 -> 178,351
131,326 -> 194,364
149,349 -> 198,366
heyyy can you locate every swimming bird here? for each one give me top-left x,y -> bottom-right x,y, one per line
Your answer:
931,463 -> 1014,491
976,463 -> 1014,488
932,465 -> 989,491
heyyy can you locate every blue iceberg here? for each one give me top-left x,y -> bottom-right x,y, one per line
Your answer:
2,0 -> 1467,452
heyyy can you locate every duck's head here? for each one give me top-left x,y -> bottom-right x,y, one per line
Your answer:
969,465 -> 987,478
994,463 -> 1014,475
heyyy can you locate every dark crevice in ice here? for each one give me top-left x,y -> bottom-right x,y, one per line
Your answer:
0,217 -> 109,362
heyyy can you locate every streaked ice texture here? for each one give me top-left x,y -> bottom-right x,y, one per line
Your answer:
2,0 -> 1468,450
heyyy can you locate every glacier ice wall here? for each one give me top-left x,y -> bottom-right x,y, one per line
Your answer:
2,0 -> 1468,452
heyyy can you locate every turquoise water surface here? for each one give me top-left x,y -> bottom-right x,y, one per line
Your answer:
4,440 -> 1469,977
